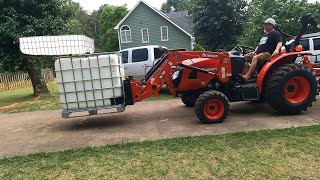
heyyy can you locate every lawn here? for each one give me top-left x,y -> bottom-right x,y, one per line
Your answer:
0,82 -> 60,113
0,125 -> 319,179
0,82 -> 175,113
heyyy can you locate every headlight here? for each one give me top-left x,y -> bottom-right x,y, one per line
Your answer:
172,71 -> 180,80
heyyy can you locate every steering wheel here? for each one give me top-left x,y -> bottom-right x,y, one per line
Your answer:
231,45 -> 255,56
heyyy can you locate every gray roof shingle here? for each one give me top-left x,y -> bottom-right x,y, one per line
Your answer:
165,11 -> 193,34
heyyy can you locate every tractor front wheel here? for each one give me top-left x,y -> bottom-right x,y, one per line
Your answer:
181,94 -> 196,107
265,64 -> 318,115
195,90 -> 230,124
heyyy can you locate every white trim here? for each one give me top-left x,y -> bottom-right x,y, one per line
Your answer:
160,26 -> 169,41
191,36 -> 195,50
117,29 -> 122,50
120,25 -> 132,43
114,0 -> 192,37
141,28 -> 149,43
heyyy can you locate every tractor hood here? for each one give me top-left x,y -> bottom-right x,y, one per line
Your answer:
181,58 -> 221,73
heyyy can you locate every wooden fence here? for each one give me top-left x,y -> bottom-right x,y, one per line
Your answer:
0,69 -> 54,92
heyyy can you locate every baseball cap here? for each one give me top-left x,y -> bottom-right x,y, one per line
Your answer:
264,18 -> 276,26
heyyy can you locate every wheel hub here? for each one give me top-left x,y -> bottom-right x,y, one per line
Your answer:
204,99 -> 224,120
284,76 -> 310,104
287,85 -> 295,93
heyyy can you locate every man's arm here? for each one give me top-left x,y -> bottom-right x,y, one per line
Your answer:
272,32 -> 283,57
272,42 -> 283,57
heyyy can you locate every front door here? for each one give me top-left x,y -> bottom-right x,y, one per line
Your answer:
312,38 -> 320,63
130,48 -> 151,79
119,50 -> 130,77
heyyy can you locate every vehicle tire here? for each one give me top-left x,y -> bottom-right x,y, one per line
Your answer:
62,112 -> 70,118
89,110 -> 98,116
265,64 -> 318,115
195,90 -> 230,124
181,94 -> 196,107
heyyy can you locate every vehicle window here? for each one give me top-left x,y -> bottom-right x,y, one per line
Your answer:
154,48 -> 168,59
132,48 -> 148,62
291,39 -> 309,51
300,39 -> 310,51
120,51 -> 128,63
313,38 -> 320,50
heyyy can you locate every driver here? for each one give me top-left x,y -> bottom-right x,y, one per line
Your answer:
243,18 -> 283,81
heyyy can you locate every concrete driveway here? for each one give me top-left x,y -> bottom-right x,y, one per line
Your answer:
1,98 -> 320,158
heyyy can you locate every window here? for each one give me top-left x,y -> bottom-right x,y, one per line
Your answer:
141,28 -> 149,43
160,26 -> 168,41
154,48 -> 168,59
120,25 -> 132,43
132,48 -> 148,62
313,38 -> 320,50
120,51 -> 128,63
300,39 -> 310,51
291,39 -> 310,51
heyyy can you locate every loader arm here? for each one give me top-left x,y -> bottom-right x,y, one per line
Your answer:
126,51 -> 220,103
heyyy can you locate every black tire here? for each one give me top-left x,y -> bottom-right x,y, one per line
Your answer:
181,94 -> 196,107
265,64 -> 318,115
89,110 -> 98,116
195,90 -> 230,124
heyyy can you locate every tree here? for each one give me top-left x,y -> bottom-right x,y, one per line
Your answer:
0,0 -> 79,96
240,0 -> 320,47
192,0 -> 247,51
63,1 -> 96,38
97,5 -> 128,52
161,0 -> 193,13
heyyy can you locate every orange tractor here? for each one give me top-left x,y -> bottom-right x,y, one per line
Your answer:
124,14 -> 320,123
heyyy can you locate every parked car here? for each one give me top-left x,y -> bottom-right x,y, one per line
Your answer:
118,45 -> 168,79
287,32 -> 320,62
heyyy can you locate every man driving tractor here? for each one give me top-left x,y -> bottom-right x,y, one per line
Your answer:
243,18 -> 283,81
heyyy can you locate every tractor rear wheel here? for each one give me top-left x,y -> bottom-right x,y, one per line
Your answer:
181,94 -> 196,107
265,64 -> 318,115
195,90 -> 230,124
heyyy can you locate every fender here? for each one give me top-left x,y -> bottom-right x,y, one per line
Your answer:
257,51 -> 313,94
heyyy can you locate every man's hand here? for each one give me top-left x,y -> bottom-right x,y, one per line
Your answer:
271,51 -> 279,58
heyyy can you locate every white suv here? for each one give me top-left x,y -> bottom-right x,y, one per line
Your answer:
118,45 -> 168,79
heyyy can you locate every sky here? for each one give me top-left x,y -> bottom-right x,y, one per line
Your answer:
73,0 -> 319,13
73,0 -> 166,12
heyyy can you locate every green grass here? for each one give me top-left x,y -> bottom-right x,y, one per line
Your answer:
0,82 -> 175,114
0,125 -> 319,179
143,87 -> 178,101
0,82 -> 60,113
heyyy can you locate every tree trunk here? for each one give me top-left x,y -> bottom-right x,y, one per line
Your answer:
23,56 -> 49,97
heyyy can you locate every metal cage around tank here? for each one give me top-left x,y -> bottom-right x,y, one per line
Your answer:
55,52 -> 126,118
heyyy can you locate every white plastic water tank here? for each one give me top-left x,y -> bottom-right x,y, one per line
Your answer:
55,54 -> 124,110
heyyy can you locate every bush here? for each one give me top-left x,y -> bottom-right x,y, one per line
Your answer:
193,44 -> 205,51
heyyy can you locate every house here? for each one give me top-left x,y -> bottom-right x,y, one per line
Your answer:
114,0 -> 194,51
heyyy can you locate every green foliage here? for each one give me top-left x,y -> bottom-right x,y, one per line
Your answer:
161,0 -> 193,13
97,5 -> 128,52
192,0 -> 247,51
62,1 -> 96,38
0,0 -> 67,72
0,0 -> 96,95
0,0 -> 95,73
240,0 -> 320,47
193,44 -> 205,51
